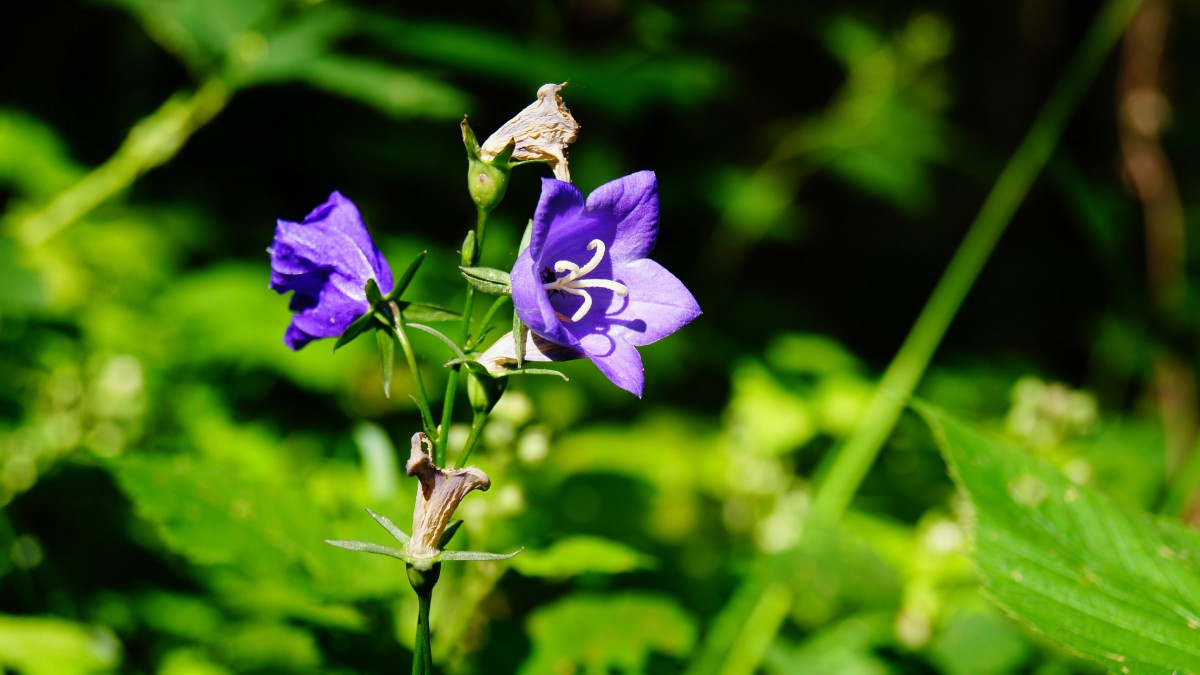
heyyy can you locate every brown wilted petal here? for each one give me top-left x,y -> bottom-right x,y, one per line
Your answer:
481,83 -> 580,182
405,432 -> 491,560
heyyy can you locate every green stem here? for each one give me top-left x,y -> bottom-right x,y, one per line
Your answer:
393,315 -> 436,439
455,413 -> 488,469
476,296 -> 512,346
435,210 -> 489,466
11,77 -> 229,247
808,0 -> 1142,526
413,588 -> 433,675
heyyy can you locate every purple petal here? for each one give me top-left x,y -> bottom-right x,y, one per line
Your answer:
283,323 -> 317,350
605,258 -> 702,346
530,179 -> 585,261
511,247 -> 577,347
584,171 -> 658,262
271,192 -> 393,295
288,275 -> 370,340
578,333 -> 645,397
269,192 -> 393,350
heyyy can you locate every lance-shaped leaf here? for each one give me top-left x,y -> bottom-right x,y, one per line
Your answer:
384,250 -> 427,303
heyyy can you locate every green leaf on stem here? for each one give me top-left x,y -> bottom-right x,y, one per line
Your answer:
332,308 -> 376,353
919,404 -> 1200,675
459,266 -> 512,296
408,322 -> 466,360
384,250 -> 427,303
398,301 -> 459,323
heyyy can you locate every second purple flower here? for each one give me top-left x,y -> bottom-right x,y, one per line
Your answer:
509,171 -> 701,397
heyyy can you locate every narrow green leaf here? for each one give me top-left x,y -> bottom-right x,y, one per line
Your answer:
332,309 -> 376,353
459,266 -> 512,296
384,250 -> 427,302
376,328 -> 395,398
398,301 -> 459,322
919,404 -> 1200,675
364,508 -> 409,545
438,548 -> 523,562
324,539 -> 408,561
408,322 -> 466,360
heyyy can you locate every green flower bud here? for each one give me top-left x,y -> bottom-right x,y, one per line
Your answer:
467,368 -> 507,415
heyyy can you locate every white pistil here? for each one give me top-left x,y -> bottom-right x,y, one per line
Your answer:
543,239 -> 628,322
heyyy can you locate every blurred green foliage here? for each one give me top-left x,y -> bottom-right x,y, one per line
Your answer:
3,0 -> 1200,673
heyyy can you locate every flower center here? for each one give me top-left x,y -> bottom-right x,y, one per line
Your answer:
543,239 -> 628,322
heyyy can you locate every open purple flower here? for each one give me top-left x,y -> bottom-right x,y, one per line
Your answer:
269,191 -> 394,350
507,171 -> 701,396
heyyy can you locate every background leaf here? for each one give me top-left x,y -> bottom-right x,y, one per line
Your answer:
921,405 -> 1200,674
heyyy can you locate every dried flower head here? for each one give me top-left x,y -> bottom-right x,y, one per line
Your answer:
481,83 -> 580,181
405,433 -> 491,561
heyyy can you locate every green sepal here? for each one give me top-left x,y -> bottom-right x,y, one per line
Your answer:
490,137 -> 516,167
513,311 -> 528,368
495,367 -> 568,381
517,219 -> 533,254
376,327 -> 395,398
439,520 -> 464,549
327,509 -> 521,571
442,357 -> 569,383
461,117 -> 482,159
438,548 -> 524,562
365,507 -> 410,545
460,266 -> 512,296
324,539 -> 407,561
384,251 -> 427,303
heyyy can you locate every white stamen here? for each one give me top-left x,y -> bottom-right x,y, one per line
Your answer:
543,239 -> 628,322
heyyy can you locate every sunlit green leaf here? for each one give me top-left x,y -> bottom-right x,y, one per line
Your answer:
0,614 -> 121,675
520,593 -> 696,674
921,405 -> 1200,674
512,536 -> 655,578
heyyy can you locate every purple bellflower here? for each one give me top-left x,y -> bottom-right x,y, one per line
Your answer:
504,171 -> 701,397
269,192 -> 394,350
